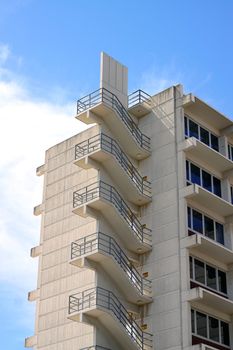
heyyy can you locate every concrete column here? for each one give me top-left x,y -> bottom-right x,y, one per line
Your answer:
222,178 -> 231,202
219,135 -> 228,157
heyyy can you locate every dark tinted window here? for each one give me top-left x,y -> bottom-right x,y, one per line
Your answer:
184,116 -> 188,137
186,160 -> 190,182
187,207 -> 191,228
202,170 -> 212,192
191,309 -> 195,333
193,210 -> 203,233
191,163 -> 201,185
218,270 -> 227,294
221,321 -> 230,346
196,311 -> 207,337
200,127 -> 210,146
206,265 -> 217,290
195,259 -> 205,284
209,317 -> 219,342
189,120 -> 199,138
216,222 -> 224,245
204,216 -> 215,240
213,177 -> 221,197
189,256 -> 193,279
211,134 -> 219,152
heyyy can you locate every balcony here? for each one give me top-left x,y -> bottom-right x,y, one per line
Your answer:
185,287 -> 233,316
68,287 -> 152,350
73,181 -> 152,253
128,90 -> 152,118
191,339 -> 230,350
74,133 -> 151,205
70,232 -> 152,304
76,88 -> 151,160
182,184 -> 233,217
180,137 -> 233,173
181,234 -> 233,265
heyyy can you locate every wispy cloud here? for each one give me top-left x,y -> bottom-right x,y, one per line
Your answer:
139,61 -> 183,94
0,44 -> 10,65
138,60 -> 212,97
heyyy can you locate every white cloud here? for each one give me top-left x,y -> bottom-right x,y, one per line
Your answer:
0,46 -> 88,294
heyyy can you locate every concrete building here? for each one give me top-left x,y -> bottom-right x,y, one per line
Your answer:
25,52 -> 233,350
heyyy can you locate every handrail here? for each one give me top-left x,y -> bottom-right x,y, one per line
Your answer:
76,88 -> 150,152
73,181 -> 152,246
128,90 -> 152,109
69,287 -> 153,350
71,232 -> 152,296
75,133 -> 151,197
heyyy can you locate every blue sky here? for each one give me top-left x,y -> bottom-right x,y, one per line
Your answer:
0,1 -> 232,349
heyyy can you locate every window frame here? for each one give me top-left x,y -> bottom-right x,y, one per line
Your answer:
189,256 -> 228,296
186,160 -> 222,198
187,206 -> 225,245
184,115 -> 220,152
191,308 -> 230,348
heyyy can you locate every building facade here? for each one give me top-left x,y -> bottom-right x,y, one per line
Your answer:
25,52 -> 233,350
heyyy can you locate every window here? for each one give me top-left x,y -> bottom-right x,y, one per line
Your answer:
196,311 -> 207,337
228,143 -> 233,162
209,316 -> 219,342
189,256 -> 227,295
187,206 -> 224,245
184,115 -> 219,152
186,160 -> 222,198
193,209 -> 203,233
218,270 -> 227,294
231,186 -> 233,204
194,259 -> 205,284
191,309 -> 230,347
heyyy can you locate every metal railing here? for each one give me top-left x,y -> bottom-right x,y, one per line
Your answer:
73,181 -> 152,246
69,287 -> 153,350
75,133 -> 151,198
76,88 -> 150,152
128,90 -> 152,109
71,232 -> 152,296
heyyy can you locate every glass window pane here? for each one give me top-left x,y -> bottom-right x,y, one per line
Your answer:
190,256 -> 193,279
206,265 -> 217,290
194,259 -> 205,284
191,309 -> 195,333
191,163 -> 201,185
211,134 -> 219,152
213,177 -> 221,197
218,270 -> 227,294
204,216 -> 215,240
216,223 -> 224,245
221,321 -> 230,346
228,145 -> 231,160
196,311 -> 207,337
230,146 -> 233,161
231,186 -> 233,204
189,120 -> 199,139
202,170 -> 212,192
187,207 -> 191,228
209,316 -> 219,342
186,160 -> 190,182
193,210 -> 203,233
184,116 -> 188,137
200,127 -> 210,146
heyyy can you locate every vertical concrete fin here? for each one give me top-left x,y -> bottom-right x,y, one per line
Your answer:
100,52 -> 128,107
